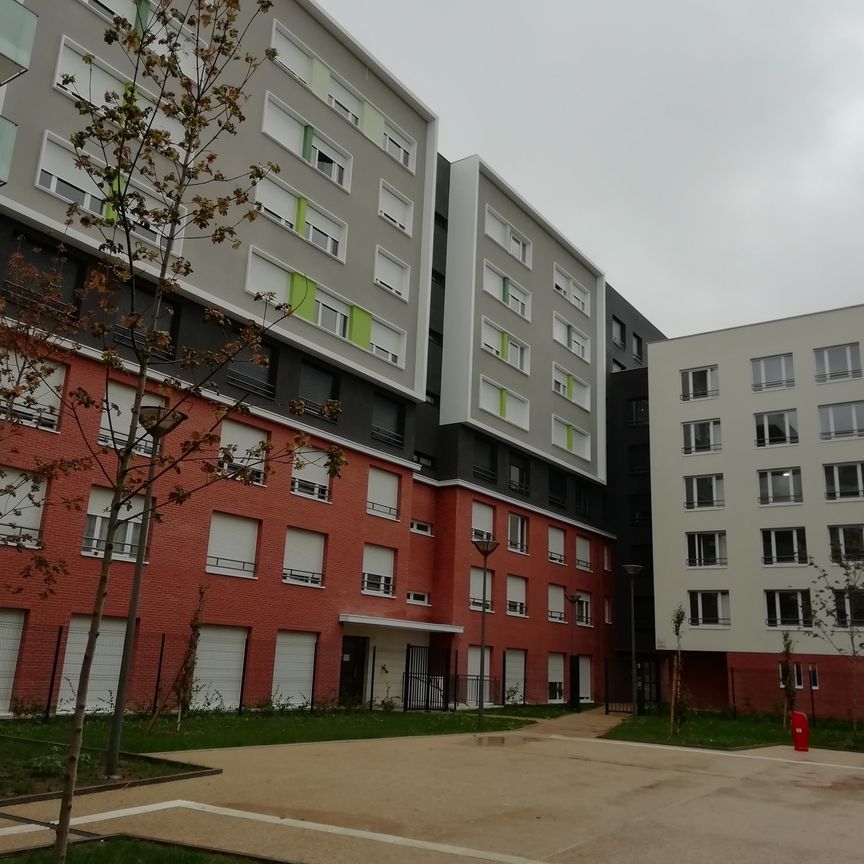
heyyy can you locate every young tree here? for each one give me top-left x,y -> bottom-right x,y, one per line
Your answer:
810,555 -> 864,731
779,630 -> 796,729
2,3 -> 344,861
669,603 -> 685,735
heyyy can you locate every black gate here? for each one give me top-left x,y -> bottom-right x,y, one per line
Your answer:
604,655 -> 661,714
402,644 -> 449,710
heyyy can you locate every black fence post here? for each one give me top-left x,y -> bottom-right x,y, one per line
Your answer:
309,636 -> 319,714
568,655 -> 579,710
604,658 -> 610,715
729,667 -> 737,719
809,670 -> 817,726
152,633 -> 166,716
368,646 -> 377,711
44,625 -> 63,723
237,634 -> 250,715
452,649 -> 458,711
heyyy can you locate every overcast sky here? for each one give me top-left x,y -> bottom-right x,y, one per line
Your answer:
314,0 -> 864,338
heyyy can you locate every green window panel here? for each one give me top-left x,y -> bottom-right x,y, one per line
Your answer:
348,305 -> 372,349
309,58 -> 330,100
103,177 -> 121,223
500,331 -> 510,357
134,0 -> 150,37
502,276 -> 510,302
566,424 -> 574,452
289,272 -> 316,321
498,387 -> 507,418
295,196 -> 308,235
302,125 -> 314,162
360,101 -> 385,142
566,374 -> 574,401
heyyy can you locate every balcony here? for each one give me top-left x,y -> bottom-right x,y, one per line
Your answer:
0,0 -> 36,86
0,115 -> 15,186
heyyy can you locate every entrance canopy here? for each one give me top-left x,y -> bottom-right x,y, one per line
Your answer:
338,614 -> 463,634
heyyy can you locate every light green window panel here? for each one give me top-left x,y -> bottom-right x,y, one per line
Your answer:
499,387 -> 507,418
295,196 -> 308,235
309,58 -> 330,100
500,331 -> 509,357
302,125 -> 314,161
566,375 -> 574,401
502,276 -> 510,303
566,424 -> 574,452
289,272 -> 316,321
348,306 -> 372,349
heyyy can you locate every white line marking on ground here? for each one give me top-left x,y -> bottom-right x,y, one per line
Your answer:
0,800 -> 545,864
548,735 -> 864,771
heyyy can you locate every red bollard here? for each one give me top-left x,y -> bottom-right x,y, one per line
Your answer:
791,710 -> 809,752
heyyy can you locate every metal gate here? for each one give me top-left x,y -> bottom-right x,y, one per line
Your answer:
604,655 -> 661,714
402,644 -> 449,710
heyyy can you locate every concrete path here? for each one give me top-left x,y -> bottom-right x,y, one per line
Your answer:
2,711 -> 863,863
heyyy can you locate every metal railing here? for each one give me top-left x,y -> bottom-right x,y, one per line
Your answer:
227,369 -> 275,399
766,616 -> 813,628
282,568 -> 323,586
469,597 -> 493,612
690,617 -> 731,626
0,523 -> 42,547
548,610 -> 566,622
472,465 -> 496,483
548,551 -> 566,564
752,378 -> 795,391
366,500 -> 398,518
686,556 -> 727,567
290,477 -> 330,501
205,555 -> 255,576
762,554 -> 808,565
370,425 -> 403,447
681,389 -> 719,401
81,536 -> 141,560
758,494 -> 802,504
507,540 -> 528,553
455,674 -> 499,707
507,600 -> 526,616
815,369 -> 862,383
362,572 -> 394,596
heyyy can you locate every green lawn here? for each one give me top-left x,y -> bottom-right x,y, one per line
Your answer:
2,709 -> 531,755
603,711 -> 864,752
1,836 -> 262,863
467,704 -> 588,719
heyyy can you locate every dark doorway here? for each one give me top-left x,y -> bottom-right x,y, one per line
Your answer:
339,635 -> 368,706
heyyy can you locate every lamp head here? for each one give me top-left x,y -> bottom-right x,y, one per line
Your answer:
472,537 -> 500,557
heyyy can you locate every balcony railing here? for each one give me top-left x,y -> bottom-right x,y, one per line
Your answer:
3,399 -> 59,432
282,568 -> 323,586
686,557 -> 727,567
0,0 -> 38,86
227,368 -> 275,399
366,500 -> 398,518
472,465 -> 496,483
507,539 -> 528,554
815,369 -> 862,383
548,610 -> 566,622
82,536 -> 141,561
762,554 -> 808,565
680,389 -> 719,402
684,499 -> 724,509
113,325 -> 174,362
290,477 -> 330,501
469,597 -> 493,612
766,616 -> 812,628
370,425 -> 403,447
362,572 -> 394,596
507,600 -> 526,616
508,479 -> 529,495
690,617 -> 731,626
758,494 -> 802,505
752,378 -> 794,391
206,554 -> 255,576
0,522 -> 41,548
548,551 -> 565,564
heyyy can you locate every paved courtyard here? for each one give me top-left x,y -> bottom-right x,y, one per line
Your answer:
1,711 -> 863,863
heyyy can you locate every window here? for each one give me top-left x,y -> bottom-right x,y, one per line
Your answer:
304,203 -> 345,259
379,182 -> 413,234
758,468 -> 802,504
407,590 -> 430,605
686,531 -> 727,567
291,449 -> 331,501
362,545 -> 395,596
311,136 -> 349,186
298,362 -> 338,420
612,360 -> 626,373
632,333 -> 644,363
552,417 -> 591,460
829,524 -> 864,563
575,536 -> 591,570
328,77 -> 360,125
604,597 -> 613,624
765,590 -> 812,628
371,394 -> 404,447
283,528 -> 325,586
81,488 -> 144,561
752,353 -> 794,391
99,382 -> 166,456
479,378 -> 529,430
761,528 -> 807,565
0,351 -> 65,431
370,320 -> 403,366
553,265 -> 590,314
548,526 -> 566,564
553,364 -> 590,409
481,320 -> 529,372
833,589 -> 864,628
629,398 -> 649,425
38,136 -> 104,216
548,654 -> 565,703
604,546 -> 612,571
778,662 -> 805,690
374,248 -> 409,298
469,566 -> 493,611
809,665 -> 820,689
575,592 -> 592,626
367,467 -> 399,519
509,453 -> 529,495
680,366 -> 719,401
273,26 -> 312,82
574,482 -> 591,517
0,467 -> 45,547
755,410 -> 798,447
485,207 -> 532,267
482,263 -> 530,319
314,291 -> 349,338
825,462 -> 864,500
548,584 -> 566,622
471,501 -> 494,542
507,575 -> 528,616
815,343 -> 861,383
206,512 -> 258,577
684,474 -> 724,509
473,437 -> 497,483
219,420 -> 268,485
383,122 -> 414,169
819,402 -> 864,440
682,419 -> 722,454
227,341 -> 275,399
553,314 -> 590,361
410,519 -> 434,536
688,591 -> 730,626
548,468 -> 567,508
508,513 -> 528,554
255,176 -> 297,230
611,317 -> 625,349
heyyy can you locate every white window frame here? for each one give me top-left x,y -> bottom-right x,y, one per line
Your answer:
815,343 -> 862,383
314,291 -> 349,340
680,366 -> 719,402
758,467 -> 802,505
328,76 -> 361,125
378,180 -> 414,235
282,527 -> 325,587
407,590 -> 430,606
506,575 -> 528,617
0,467 -> 45,548
469,566 -> 493,611
553,313 -> 590,362
290,449 -> 331,502
552,416 -> 591,460
682,419 -> 722,454
688,590 -> 730,627
82,487 -> 144,562
481,260 -> 531,320
553,264 -> 590,315
409,519 -> 434,536
819,402 -> 864,441
366,467 -> 399,520
362,544 -> 396,597
471,501 -> 494,542
478,376 -> 530,431
383,121 -> 415,170
824,462 -> 864,501
304,202 -> 346,261
548,526 -> 566,564
755,410 -> 799,447
683,474 -> 724,510
271,23 -> 313,84
761,527 -> 808,566
0,351 -> 65,432
765,589 -> 812,629
507,513 -> 528,554
829,524 -> 864,563
373,246 -> 410,300
548,584 -> 566,622
484,205 -> 532,268
575,592 -> 592,627
686,531 -> 727,568
575,536 -> 591,570
751,353 -> 794,391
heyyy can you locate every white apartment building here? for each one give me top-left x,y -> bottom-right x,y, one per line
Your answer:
649,304 -> 864,715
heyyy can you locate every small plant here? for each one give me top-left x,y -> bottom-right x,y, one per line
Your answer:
780,631 -> 796,729
378,683 -> 397,712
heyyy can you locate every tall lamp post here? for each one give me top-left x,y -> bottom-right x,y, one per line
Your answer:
622,564 -> 644,718
106,404 -> 187,776
471,536 -> 499,732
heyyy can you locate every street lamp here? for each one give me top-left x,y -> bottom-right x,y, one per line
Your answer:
471,536 -> 499,732
106,404 -> 187,776
622,564 -> 644,719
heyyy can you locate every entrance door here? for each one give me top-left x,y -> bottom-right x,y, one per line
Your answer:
0,610 -> 24,716
467,645 -> 492,705
579,655 -> 592,702
503,649 -> 526,704
58,615 -> 126,714
339,635 -> 368,706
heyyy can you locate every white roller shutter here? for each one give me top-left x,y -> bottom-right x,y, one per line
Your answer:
256,177 -> 297,225
471,502 -> 494,539
367,468 -> 398,515
94,0 -> 137,18
548,584 -> 565,621
99,381 -> 164,452
548,527 -> 565,562
579,655 -> 592,702
379,185 -> 412,231
307,205 -> 343,239
469,566 -> 490,609
273,30 -> 312,82
553,316 -> 569,345
206,512 -> 258,576
220,420 -> 267,480
58,43 -> 124,108
504,649 -> 526,704
507,575 -> 526,615
329,78 -> 360,119
57,616 -> 126,714
263,96 -> 304,154
272,631 -> 316,707
484,208 -> 507,244
370,320 -> 402,362
248,251 -> 288,299
483,264 -> 505,298
479,378 -> 500,415
0,468 -> 44,539
292,449 -> 330,499
283,528 -> 325,584
576,536 -> 592,568
374,249 -> 408,296
0,610 -> 24,715
362,544 -> 394,576
548,653 -> 565,703
192,625 -> 247,711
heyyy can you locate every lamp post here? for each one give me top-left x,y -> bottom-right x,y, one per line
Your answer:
471,536 -> 499,732
106,404 -> 187,776
565,593 -> 582,713
622,564 -> 644,719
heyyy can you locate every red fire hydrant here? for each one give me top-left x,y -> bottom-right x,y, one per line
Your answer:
791,710 -> 809,752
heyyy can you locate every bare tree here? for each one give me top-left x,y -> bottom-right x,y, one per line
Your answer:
669,603 -> 686,735
779,630 -> 796,729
